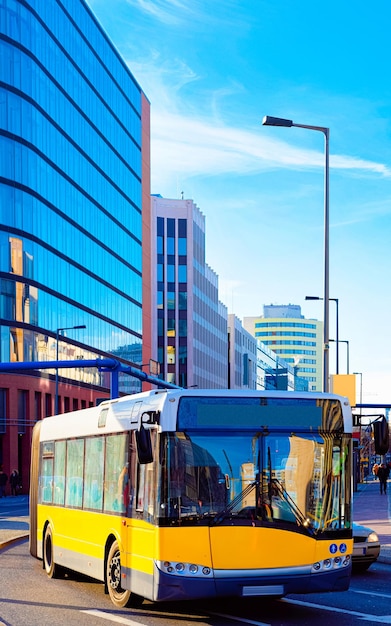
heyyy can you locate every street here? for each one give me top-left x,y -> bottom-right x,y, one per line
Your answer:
1,540 -> 391,626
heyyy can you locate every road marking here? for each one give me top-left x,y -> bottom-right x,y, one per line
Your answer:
209,612 -> 270,625
83,608 -> 271,626
351,588 -> 391,599
81,610 -> 143,625
281,598 -> 391,623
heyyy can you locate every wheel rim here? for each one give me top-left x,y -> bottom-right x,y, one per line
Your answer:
108,550 -> 122,592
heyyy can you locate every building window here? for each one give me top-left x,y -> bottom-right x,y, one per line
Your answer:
0,389 -> 7,434
178,265 -> 187,283
167,318 -> 175,337
178,292 -> 187,310
34,392 -> 42,422
167,263 -> 175,282
45,393 -> 52,417
167,345 -> 175,364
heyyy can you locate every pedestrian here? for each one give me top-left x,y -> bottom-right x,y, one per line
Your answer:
10,469 -> 19,496
0,465 -> 7,498
373,463 -> 379,477
377,463 -> 390,494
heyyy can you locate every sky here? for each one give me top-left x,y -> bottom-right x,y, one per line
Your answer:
87,0 -> 391,407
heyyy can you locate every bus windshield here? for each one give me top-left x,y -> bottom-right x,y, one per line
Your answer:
158,430 -> 351,534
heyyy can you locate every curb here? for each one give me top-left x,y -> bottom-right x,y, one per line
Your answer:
0,534 -> 29,550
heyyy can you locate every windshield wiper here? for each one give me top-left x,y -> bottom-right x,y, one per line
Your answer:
211,480 -> 257,526
272,478 -> 315,536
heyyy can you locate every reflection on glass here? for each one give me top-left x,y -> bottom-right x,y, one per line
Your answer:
157,428 -> 351,533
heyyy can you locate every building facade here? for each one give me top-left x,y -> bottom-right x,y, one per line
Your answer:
244,304 -> 322,391
151,196 -> 228,389
0,0 -> 151,485
228,314 -> 257,389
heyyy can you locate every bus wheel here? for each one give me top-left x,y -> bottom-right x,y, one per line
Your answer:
106,541 -> 143,608
43,525 -> 58,578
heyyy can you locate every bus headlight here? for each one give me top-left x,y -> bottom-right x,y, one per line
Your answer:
311,555 -> 350,573
157,560 -> 213,578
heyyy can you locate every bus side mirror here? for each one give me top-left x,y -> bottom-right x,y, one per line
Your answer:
136,424 -> 153,464
373,417 -> 389,455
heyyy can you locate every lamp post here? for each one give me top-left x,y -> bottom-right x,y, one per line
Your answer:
263,116 -> 330,392
305,296 -> 339,374
353,372 -> 363,409
55,325 -> 86,414
329,339 -> 349,374
353,371 -> 364,482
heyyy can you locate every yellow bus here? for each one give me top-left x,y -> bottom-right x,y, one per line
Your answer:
30,389 -> 353,608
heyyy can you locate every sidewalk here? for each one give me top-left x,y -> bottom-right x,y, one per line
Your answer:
0,516 -> 29,548
1,483 -> 391,564
0,496 -> 29,549
353,477 -> 391,564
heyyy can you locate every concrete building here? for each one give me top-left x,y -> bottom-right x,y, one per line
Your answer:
244,304 -> 322,391
228,314 -> 257,389
151,196 -> 228,388
0,0 -> 151,484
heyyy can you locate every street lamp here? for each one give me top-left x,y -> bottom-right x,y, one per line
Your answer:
329,339 -> 349,374
263,116 -> 330,392
55,325 -> 86,414
305,296 -> 339,374
353,372 -> 363,409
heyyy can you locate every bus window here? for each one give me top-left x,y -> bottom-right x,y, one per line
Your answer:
65,439 -> 84,508
103,433 -> 128,514
84,437 -> 104,511
53,440 -> 66,506
40,450 -> 54,504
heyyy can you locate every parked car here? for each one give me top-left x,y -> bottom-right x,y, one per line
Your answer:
352,523 -> 380,571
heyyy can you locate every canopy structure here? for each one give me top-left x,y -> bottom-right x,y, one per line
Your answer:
0,358 -> 181,399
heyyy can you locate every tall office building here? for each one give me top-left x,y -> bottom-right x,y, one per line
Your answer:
151,196 -> 228,389
243,304 -> 322,391
0,0 -> 151,481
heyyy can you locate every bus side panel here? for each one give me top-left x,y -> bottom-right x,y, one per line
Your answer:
37,506 -> 125,581
29,421 -> 42,558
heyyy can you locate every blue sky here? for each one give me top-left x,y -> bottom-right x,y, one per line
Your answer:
87,0 -> 391,405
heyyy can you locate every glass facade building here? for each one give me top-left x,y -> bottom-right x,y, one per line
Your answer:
0,0 -> 150,477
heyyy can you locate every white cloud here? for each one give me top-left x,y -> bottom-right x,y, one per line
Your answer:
124,0 -> 205,25
149,109 -> 391,188
127,57 -> 391,186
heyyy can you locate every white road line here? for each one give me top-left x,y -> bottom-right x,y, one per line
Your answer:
281,598 -> 391,623
81,610 -> 143,625
83,608 -> 271,626
351,588 -> 391,599
209,612 -> 270,626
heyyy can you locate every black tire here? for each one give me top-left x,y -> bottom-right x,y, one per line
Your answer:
106,540 -> 143,608
353,563 -> 371,573
43,525 -> 58,578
